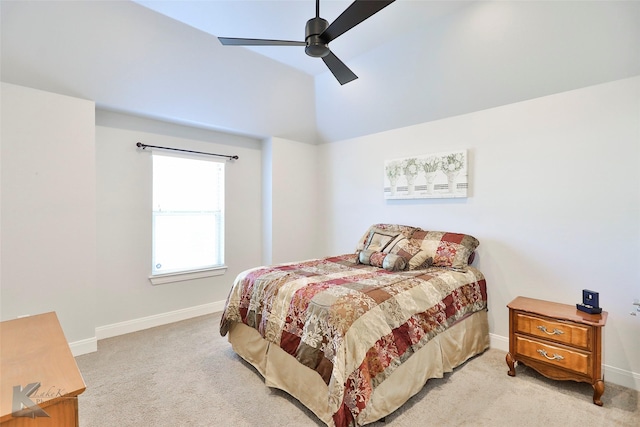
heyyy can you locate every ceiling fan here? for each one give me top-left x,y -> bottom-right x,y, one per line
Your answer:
218,0 -> 396,85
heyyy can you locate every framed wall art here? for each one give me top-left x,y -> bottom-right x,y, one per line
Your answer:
384,150 -> 468,199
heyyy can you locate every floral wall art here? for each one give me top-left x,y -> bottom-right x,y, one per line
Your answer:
384,150 -> 468,199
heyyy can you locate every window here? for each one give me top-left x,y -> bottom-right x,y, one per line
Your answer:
151,153 -> 225,281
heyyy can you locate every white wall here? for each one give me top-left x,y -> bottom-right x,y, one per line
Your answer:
0,83 -> 97,346
318,76 -> 640,389
262,137 -> 320,265
316,1 -> 640,143
1,85 -> 318,351
94,110 -> 263,329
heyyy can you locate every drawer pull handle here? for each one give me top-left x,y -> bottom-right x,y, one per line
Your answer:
537,349 -> 564,361
537,325 -> 564,336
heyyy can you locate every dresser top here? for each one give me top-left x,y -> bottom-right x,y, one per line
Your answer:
0,312 -> 86,422
508,296 -> 608,327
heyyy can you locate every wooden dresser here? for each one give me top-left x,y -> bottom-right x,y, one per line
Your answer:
0,312 -> 86,426
506,296 -> 607,405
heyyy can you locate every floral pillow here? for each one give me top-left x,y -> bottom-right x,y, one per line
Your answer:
355,224 -> 478,271
359,249 -> 406,271
409,230 -> 479,271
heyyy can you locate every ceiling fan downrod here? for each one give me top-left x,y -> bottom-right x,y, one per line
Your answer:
305,0 -> 329,58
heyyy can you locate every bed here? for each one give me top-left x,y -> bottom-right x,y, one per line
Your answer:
220,224 -> 489,427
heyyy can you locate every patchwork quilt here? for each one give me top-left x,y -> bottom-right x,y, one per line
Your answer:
220,254 -> 487,427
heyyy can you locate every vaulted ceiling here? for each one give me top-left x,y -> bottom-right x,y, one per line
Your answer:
2,1 -> 638,144
134,1 -> 471,76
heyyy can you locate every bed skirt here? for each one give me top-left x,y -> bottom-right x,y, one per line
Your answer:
227,308 -> 490,426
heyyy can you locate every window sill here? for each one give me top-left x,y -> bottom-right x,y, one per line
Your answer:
149,266 -> 228,285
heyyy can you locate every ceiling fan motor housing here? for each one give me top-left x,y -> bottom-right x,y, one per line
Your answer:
305,17 -> 330,58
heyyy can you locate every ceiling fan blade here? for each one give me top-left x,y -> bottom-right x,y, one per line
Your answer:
322,51 -> 358,85
321,0 -> 395,43
218,37 -> 305,47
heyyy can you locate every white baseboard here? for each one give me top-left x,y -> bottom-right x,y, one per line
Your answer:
489,332 -> 640,391
69,336 -> 98,357
489,332 -> 509,352
95,300 -> 225,340
603,364 -> 640,391
70,300 -> 225,356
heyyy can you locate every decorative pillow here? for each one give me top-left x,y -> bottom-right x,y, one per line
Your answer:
409,230 -> 479,271
359,249 -> 406,271
355,224 -> 419,252
387,237 -> 433,270
364,228 -> 400,252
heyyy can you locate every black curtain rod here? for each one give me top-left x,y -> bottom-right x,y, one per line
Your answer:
136,142 -> 239,160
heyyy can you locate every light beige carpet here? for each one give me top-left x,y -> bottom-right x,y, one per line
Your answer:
75,313 -> 638,426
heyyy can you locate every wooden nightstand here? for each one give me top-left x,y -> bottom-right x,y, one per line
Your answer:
506,296 -> 608,406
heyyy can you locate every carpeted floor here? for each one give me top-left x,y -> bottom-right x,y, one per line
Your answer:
75,313 -> 639,426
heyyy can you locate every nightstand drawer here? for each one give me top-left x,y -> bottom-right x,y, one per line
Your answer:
515,335 -> 591,376
515,312 -> 591,350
